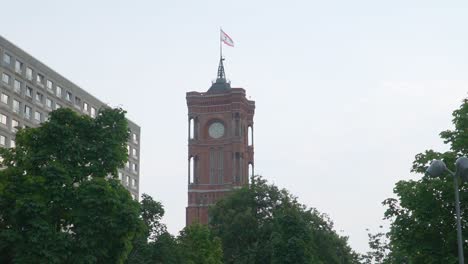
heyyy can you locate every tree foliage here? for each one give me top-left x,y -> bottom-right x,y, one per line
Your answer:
178,223 -> 223,264
360,227 -> 393,264
383,98 -> 468,263
126,194 -> 182,264
126,196 -> 222,264
0,108 -> 143,264
210,175 -> 359,264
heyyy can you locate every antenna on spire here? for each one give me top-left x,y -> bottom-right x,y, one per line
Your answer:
216,57 -> 226,81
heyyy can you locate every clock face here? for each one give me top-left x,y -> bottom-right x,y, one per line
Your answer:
208,122 -> 225,139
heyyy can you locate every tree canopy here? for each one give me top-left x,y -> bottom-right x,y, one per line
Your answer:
0,108 -> 143,264
126,195 -> 222,264
210,175 -> 359,264
178,223 -> 223,264
383,98 -> 468,263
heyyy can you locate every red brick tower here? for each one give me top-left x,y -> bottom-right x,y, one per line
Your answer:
186,58 -> 255,225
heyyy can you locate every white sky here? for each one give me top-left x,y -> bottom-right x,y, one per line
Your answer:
3,0 -> 468,253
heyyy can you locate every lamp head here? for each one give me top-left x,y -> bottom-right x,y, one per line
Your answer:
455,157 -> 468,181
426,160 -> 448,178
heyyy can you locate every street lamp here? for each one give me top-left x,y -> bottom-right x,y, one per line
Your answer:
427,157 -> 468,264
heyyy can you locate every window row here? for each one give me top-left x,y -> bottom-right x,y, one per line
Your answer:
1,73 -> 98,117
0,134 -> 16,148
0,107 -> 42,129
127,145 -> 138,159
1,53 -> 98,115
118,171 -> 138,190
124,160 -> 139,173
0,94 -> 48,123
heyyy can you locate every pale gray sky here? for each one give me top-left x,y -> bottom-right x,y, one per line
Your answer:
3,0 -> 468,253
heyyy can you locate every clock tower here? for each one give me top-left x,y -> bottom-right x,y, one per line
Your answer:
186,57 -> 255,225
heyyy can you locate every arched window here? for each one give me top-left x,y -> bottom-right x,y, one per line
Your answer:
210,149 -> 215,184
189,118 -> 194,140
189,156 -> 194,184
248,125 -> 253,146
248,163 -> 254,179
218,149 -> 224,184
235,152 -> 241,183
234,112 -> 240,137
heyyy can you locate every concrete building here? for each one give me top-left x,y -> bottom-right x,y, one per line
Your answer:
0,35 -> 140,199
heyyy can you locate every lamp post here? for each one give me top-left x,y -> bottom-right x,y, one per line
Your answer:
427,157 -> 468,264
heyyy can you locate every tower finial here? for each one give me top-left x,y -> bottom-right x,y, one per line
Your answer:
207,56 -> 231,93
217,56 -> 226,81
207,29 -> 233,93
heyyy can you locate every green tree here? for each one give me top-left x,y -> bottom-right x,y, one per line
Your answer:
0,108 -> 143,264
210,175 -> 359,264
360,227 -> 393,264
178,223 -> 223,264
126,193 -> 182,264
151,231 -> 181,264
383,98 -> 468,263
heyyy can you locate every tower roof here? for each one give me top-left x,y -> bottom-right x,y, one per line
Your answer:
207,57 -> 231,93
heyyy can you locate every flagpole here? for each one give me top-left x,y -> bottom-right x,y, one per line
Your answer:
219,27 -> 223,60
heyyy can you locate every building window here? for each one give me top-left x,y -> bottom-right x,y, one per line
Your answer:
13,100 -> 20,114
83,102 -> 88,112
132,178 -> 137,189
55,103 -> 61,109
36,74 -> 44,86
0,135 -> 5,146
218,150 -> 224,184
210,150 -> 215,184
3,53 -> 11,64
13,79 -> 21,93
35,92 -> 43,103
125,161 -> 130,169
46,98 -> 52,108
26,67 -> 33,80
132,148 -> 137,158
34,111 -> 42,122
26,86 -> 33,97
2,73 -> 10,84
46,80 -> 53,89
10,139 -> 15,148
65,91 -> 72,101
24,105 -> 31,119
118,171 -> 123,180
1,93 -> 8,104
75,97 -> 81,107
15,60 -> 23,73
132,163 -> 138,172
56,86 -> 62,97
11,119 -> 18,132
90,107 -> 96,118
132,133 -> 138,144
0,113 -> 7,125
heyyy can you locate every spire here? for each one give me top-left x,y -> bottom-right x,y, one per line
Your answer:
217,57 -> 226,81
207,56 -> 231,93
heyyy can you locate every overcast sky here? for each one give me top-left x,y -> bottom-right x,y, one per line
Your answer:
3,0 -> 468,253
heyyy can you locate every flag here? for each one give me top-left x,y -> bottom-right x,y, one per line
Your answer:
220,29 -> 234,47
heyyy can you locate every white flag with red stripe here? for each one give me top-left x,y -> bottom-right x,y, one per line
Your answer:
220,29 -> 234,47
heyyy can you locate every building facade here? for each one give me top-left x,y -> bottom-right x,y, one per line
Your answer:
186,58 -> 255,225
0,35 -> 140,199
